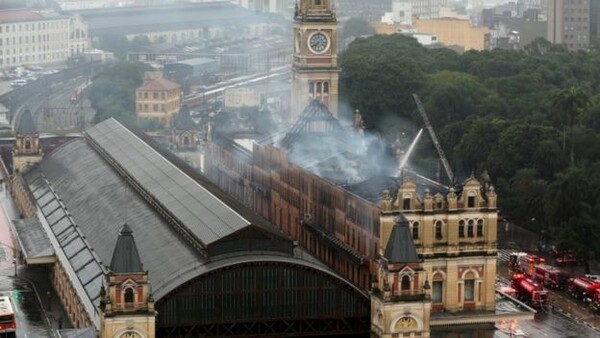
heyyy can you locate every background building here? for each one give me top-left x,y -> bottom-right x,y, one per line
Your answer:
135,73 -> 182,127
547,0 -> 591,50
414,17 -> 490,51
0,8 -> 89,67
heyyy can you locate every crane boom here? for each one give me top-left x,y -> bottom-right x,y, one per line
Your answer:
412,93 -> 454,183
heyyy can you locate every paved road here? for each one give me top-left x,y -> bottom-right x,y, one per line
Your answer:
496,223 -> 600,337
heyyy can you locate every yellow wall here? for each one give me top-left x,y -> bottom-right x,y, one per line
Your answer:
414,17 -> 489,51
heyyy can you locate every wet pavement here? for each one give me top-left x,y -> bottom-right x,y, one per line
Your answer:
497,222 -> 600,337
0,183 -> 69,337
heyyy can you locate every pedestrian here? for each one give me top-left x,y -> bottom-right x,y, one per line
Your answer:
552,298 -> 556,312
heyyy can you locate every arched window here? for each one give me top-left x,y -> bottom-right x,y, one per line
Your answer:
401,275 -> 411,291
184,136 -> 190,146
403,195 -> 411,210
432,273 -> 444,303
309,82 -> 314,96
323,82 -> 329,94
464,271 -> 475,302
124,287 -> 134,304
411,222 -> 419,240
477,219 -> 484,237
316,82 -> 322,94
467,220 -> 475,237
458,220 -> 465,238
24,139 -> 31,151
435,220 -> 443,239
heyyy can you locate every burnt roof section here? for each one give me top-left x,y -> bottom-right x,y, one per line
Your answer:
16,109 -> 37,134
109,223 -> 144,274
279,100 -> 346,150
344,175 -> 400,203
384,215 -> 420,264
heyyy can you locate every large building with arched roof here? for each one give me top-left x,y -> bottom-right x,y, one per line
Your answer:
9,117 -> 371,337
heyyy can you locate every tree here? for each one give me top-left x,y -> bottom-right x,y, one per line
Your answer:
551,86 -> 589,166
97,32 -> 132,59
88,62 -> 151,125
342,17 -> 375,40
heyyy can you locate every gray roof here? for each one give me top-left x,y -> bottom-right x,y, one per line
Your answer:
12,219 -> 53,262
175,57 -> 218,67
384,215 -> 420,264
15,109 -> 36,134
86,119 -> 250,246
109,223 -> 144,274
24,137 -> 202,301
70,2 -> 265,36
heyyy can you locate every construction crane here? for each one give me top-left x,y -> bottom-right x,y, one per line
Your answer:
412,93 -> 454,184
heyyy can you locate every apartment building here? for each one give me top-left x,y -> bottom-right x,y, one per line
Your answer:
0,9 -> 89,67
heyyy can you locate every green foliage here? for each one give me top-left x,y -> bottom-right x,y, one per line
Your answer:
342,17 -> 375,40
339,34 -> 600,253
88,62 -> 151,125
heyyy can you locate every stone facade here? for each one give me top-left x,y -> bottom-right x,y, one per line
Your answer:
379,175 -> 498,314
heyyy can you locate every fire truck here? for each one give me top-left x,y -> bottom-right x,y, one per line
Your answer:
533,264 -> 570,290
508,253 -> 546,276
567,277 -> 600,304
511,273 -> 549,308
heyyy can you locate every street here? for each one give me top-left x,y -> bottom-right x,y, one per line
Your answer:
0,183 -> 55,338
496,222 -> 600,337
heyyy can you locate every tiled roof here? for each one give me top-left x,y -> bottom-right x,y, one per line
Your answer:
384,215 -> 420,264
0,9 -> 43,23
137,77 -> 180,91
109,223 -> 144,274
16,109 -> 37,134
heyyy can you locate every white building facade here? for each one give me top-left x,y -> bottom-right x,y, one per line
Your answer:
0,9 -> 89,68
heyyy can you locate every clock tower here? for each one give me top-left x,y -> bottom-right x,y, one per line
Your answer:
291,0 -> 339,122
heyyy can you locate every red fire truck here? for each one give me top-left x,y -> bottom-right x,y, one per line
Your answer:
509,253 -> 546,276
567,277 -> 600,304
592,289 -> 600,314
511,273 -> 549,307
0,296 -> 16,335
533,264 -> 570,290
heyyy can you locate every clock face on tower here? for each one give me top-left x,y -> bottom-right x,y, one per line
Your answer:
308,32 -> 329,54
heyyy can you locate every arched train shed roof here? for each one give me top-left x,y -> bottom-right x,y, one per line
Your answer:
22,118 -> 365,328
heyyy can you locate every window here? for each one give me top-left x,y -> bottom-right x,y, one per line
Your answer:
309,82 -> 314,95
153,92 -> 159,99
403,197 -> 411,210
435,220 -> 443,239
153,104 -> 159,111
459,220 -> 465,238
464,279 -> 475,301
25,139 -> 31,151
477,219 -> 484,237
324,82 -> 329,94
144,92 -> 148,99
468,195 -> 475,208
401,275 -> 411,291
432,280 -> 443,303
124,288 -> 134,303
467,220 -> 474,237
411,222 -> 419,239
314,0 -> 322,5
